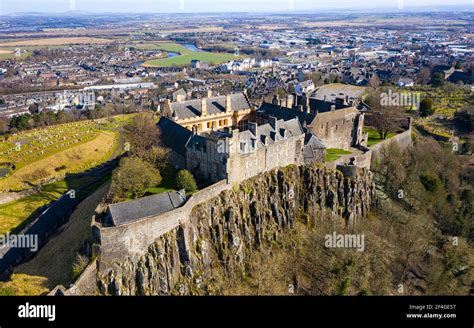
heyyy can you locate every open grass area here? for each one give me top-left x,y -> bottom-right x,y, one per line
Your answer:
364,127 -> 396,147
0,130 -> 117,192
143,42 -> 239,67
0,173 -> 111,235
0,181 -> 66,235
0,274 -> 49,296
0,116 -> 130,234
325,148 -> 352,162
0,116 -> 131,192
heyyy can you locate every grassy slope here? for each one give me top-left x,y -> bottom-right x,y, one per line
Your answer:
0,274 -> 49,296
14,183 -> 109,290
0,131 -> 119,234
0,130 -> 117,192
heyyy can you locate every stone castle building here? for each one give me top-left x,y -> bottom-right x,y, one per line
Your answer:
258,93 -> 366,150
161,91 -> 254,133
158,89 -> 366,184
158,116 -> 307,183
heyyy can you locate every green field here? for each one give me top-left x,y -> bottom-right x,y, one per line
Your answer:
325,148 -> 352,162
0,115 -> 133,191
143,42 -> 239,67
0,115 -> 134,234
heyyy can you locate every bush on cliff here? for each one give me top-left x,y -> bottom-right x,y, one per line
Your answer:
176,170 -> 197,193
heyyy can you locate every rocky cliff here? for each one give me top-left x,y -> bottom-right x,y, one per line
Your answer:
97,164 -> 375,295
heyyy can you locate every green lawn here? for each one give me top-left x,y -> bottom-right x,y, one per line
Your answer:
325,148 -> 352,162
0,173 -> 111,235
143,42 -> 240,67
364,127 -> 396,147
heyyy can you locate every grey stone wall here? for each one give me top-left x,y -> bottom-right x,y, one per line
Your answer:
95,181 -> 232,267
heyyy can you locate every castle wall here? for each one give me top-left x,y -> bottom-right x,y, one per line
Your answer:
95,180 -> 232,267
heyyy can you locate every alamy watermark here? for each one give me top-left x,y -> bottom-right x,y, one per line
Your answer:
325,232 -> 365,252
0,233 -> 38,253
56,90 -> 96,109
380,89 -> 420,108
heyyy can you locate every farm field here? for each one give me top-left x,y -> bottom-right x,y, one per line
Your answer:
0,37 -> 113,47
143,42 -> 239,67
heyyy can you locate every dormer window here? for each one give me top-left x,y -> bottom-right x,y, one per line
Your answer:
240,142 -> 247,153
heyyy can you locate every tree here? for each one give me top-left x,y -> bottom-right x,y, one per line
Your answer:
109,156 -> 162,201
417,67 -> 431,86
454,105 -> 474,134
125,113 -> 161,162
431,73 -> 445,87
419,98 -> 435,117
369,75 -> 381,89
176,170 -> 197,193
0,117 -> 9,135
366,91 -> 404,140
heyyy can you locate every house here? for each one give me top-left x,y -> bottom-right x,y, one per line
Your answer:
295,80 -> 315,95
397,77 -> 414,87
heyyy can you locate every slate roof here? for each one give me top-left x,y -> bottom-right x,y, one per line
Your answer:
304,132 -> 326,162
170,93 -> 251,120
258,103 -> 316,126
108,191 -> 187,226
157,117 -> 193,156
238,117 -> 304,152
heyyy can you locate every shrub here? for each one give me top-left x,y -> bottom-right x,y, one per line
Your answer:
420,173 -> 441,193
176,170 -> 197,193
72,254 -> 89,280
55,165 -> 67,172
419,98 -> 435,117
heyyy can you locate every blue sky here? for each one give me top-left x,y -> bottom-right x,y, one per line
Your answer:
0,0 -> 472,14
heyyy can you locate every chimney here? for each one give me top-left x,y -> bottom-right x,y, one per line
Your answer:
272,94 -> 279,106
249,122 -> 258,136
286,94 -> 294,109
176,94 -> 184,103
207,90 -> 213,98
331,105 -> 336,112
305,96 -> 310,110
201,98 -> 207,117
226,94 -> 232,113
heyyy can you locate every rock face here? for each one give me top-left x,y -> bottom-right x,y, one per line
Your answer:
97,164 -> 375,295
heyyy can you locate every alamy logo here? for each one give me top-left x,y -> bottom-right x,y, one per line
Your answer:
325,232 -> 365,252
0,233 -> 38,253
380,89 -> 420,108
18,303 -> 56,322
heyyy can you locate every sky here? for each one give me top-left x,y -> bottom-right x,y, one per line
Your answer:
0,0 -> 472,14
